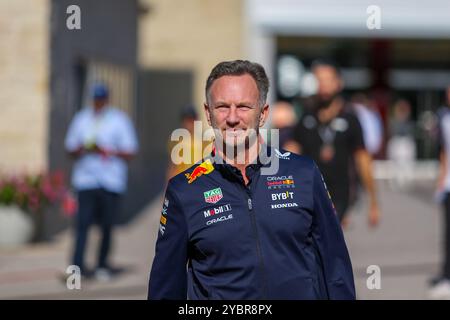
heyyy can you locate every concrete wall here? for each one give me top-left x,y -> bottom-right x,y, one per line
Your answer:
139,0 -> 244,118
0,0 -> 244,172
0,0 -> 49,173
49,0 -> 138,174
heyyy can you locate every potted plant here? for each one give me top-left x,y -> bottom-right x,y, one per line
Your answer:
0,170 -> 76,247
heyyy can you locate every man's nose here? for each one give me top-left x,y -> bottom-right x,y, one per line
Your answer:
226,105 -> 240,127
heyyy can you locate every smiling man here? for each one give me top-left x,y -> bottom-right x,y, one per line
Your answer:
148,60 -> 355,300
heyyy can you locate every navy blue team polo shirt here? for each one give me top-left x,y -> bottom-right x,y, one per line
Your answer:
148,146 -> 355,300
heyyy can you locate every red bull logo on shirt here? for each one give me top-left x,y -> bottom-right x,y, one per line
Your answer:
185,159 -> 214,184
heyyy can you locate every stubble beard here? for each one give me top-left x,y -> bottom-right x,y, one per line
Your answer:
211,119 -> 259,164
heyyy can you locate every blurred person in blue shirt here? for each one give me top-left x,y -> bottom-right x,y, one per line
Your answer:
65,83 -> 138,280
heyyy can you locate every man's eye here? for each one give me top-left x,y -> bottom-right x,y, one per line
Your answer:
238,105 -> 252,110
216,105 -> 229,110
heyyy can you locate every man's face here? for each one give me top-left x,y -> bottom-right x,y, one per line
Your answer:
93,97 -> 108,110
204,74 -> 269,149
182,117 -> 196,133
314,65 -> 343,102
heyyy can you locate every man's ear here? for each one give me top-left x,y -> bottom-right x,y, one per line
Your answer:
259,104 -> 270,127
204,103 -> 212,126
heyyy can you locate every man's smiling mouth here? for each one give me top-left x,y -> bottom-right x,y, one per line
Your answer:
224,129 -> 246,137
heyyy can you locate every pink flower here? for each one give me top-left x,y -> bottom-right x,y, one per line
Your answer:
1,170 -> 71,216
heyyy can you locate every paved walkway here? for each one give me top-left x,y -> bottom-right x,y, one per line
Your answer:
346,180 -> 441,299
0,180 -> 443,299
0,193 -> 163,300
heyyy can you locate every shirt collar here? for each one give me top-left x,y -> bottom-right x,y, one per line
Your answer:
207,143 -> 273,183
88,105 -> 110,117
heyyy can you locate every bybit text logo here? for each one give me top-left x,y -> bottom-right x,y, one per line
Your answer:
271,191 -> 294,201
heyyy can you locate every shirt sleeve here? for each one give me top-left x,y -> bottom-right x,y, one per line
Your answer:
148,182 -> 189,299
117,113 -> 139,153
64,113 -> 82,152
348,113 -> 366,153
311,164 -> 356,300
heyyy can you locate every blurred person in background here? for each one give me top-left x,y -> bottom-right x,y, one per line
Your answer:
64,83 -> 138,280
351,93 -> 384,157
166,105 -> 208,181
349,93 -> 384,215
285,60 -> 380,229
429,85 -> 450,299
270,100 -> 298,150
386,98 -> 417,190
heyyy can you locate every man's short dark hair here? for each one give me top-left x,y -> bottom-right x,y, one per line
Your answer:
205,60 -> 269,107
180,104 -> 198,120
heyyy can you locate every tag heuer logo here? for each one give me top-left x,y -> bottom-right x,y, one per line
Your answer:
204,187 -> 223,204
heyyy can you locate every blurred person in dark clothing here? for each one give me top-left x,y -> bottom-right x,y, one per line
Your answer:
429,85 -> 450,299
65,83 -> 138,280
285,60 -> 380,228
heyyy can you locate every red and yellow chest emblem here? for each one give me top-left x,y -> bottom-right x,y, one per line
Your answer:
185,159 -> 214,184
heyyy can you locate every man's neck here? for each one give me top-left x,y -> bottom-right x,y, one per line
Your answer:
216,139 -> 260,185
318,96 -> 344,124
93,105 -> 107,114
